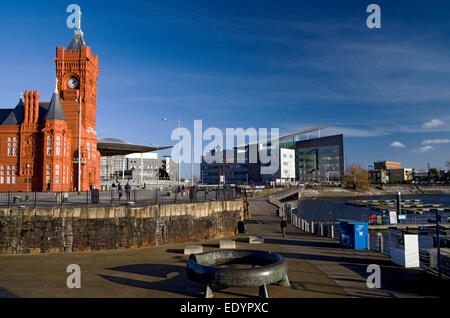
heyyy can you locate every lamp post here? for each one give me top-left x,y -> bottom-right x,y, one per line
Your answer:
149,142 -> 160,188
74,97 -> 82,192
26,163 -> 31,201
162,117 -> 181,188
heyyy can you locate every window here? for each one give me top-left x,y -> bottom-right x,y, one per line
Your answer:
7,137 -> 17,156
0,166 -> 4,184
47,136 -> 52,155
46,164 -> 51,184
87,142 -> 91,159
56,136 -> 61,156
55,164 -> 60,184
12,165 -> 17,184
7,165 -> 11,184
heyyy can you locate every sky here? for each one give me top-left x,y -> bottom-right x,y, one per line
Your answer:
1,0 -> 450,178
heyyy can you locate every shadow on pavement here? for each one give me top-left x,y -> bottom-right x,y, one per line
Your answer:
342,263 -> 447,298
100,264 -> 202,297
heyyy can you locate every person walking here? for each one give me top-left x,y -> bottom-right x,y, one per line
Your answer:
125,182 -> 131,201
280,218 -> 288,238
117,182 -> 123,201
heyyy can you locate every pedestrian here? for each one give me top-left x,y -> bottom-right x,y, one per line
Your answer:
125,182 -> 131,201
118,182 -> 123,200
47,182 -> 51,192
111,182 -> 116,192
280,219 -> 287,238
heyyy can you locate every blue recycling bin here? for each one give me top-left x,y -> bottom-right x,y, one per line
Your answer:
339,220 -> 369,250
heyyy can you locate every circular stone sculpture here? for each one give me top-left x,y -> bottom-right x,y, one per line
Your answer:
186,249 -> 290,298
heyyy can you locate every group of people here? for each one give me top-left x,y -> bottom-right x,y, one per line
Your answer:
111,182 -> 132,200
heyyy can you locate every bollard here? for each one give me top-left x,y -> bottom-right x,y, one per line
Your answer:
311,221 -> 314,234
330,224 -> 334,239
320,223 -> 324,236
377,232 -> 384,253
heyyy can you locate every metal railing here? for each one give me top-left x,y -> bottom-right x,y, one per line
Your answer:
0,185 -> 241,207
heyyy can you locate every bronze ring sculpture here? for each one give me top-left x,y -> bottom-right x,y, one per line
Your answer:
186,249 -> 290,298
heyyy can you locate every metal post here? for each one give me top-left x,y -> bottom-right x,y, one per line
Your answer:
330,224 -> 334,239
155,187 -> 158,203
7,191 -> 10,207
78,97 -> 81,192
377,232 -> 384,253
435,209 -> 441,278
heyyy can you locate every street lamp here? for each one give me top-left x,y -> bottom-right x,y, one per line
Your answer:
74,97 -> 82,192
149,142 -> 160,188
162,117 -> 181,188
26,163 -> 31,201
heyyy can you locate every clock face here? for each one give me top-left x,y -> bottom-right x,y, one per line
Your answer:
68,77 -> 79,89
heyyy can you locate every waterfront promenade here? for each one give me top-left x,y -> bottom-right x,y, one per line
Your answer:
0,196 -> 447,298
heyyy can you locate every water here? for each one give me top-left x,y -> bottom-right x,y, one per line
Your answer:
288,194 -> 450,255
291,194 -> 450,224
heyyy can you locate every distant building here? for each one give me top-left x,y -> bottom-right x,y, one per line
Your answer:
293,135 -> 344,182
201,127 -> 344,184
100,152 -> 178,187
369,169 -> 389,184
369,161 -> 413,184
389,168 -> 413,183
374,161 -> 401,170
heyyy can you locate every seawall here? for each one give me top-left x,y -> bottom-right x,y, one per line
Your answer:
0,200 -> 244,255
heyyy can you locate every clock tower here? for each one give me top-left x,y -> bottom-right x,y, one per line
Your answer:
53,26 -> 101,191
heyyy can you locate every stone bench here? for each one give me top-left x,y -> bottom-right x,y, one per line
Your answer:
219,240 -> 236,249
249,236 -> 264,244
184,245 -> 203,255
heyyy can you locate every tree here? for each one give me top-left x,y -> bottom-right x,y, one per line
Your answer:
345,163 -> 370,190
428,168 -> 441,181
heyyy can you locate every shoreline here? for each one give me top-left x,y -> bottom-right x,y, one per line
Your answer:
299,186 -> 450,198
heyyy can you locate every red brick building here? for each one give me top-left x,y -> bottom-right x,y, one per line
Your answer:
0,28 -> 100,192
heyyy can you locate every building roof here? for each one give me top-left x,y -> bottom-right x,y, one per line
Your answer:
0,100 -> 24,125
68,29 -> 86,50
97,138 -> 173,156
43,84 -> 66,121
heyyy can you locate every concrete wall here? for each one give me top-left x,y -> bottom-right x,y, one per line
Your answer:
0,200 -> 244,255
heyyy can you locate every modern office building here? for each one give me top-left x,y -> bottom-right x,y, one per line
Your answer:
293,135 -> 344,182
201,127 -> 344,184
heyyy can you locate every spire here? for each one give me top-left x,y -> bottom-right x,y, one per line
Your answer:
68,29 -> 86,50
44,79 -> 66,121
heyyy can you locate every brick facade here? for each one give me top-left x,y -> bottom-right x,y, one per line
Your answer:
0,30 -> 100,192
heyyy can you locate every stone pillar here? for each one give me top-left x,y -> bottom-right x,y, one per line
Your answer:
330,224 -> 334,239
320,223 -> 324,236
311,221 -> 314,234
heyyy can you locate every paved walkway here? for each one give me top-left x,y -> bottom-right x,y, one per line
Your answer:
0,197 -> 447,298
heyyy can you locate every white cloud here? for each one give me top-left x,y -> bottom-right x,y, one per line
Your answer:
422,119 -> 445,129
389,141 -> 406,148
422,139 -> 450,144
413,145 -> 434,153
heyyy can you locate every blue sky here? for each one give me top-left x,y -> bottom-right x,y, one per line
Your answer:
1,0 -> 450,178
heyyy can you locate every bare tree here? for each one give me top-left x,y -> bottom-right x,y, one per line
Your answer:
345,163 -> 370,190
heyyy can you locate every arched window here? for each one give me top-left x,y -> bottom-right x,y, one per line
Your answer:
47,136 -> 52,155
